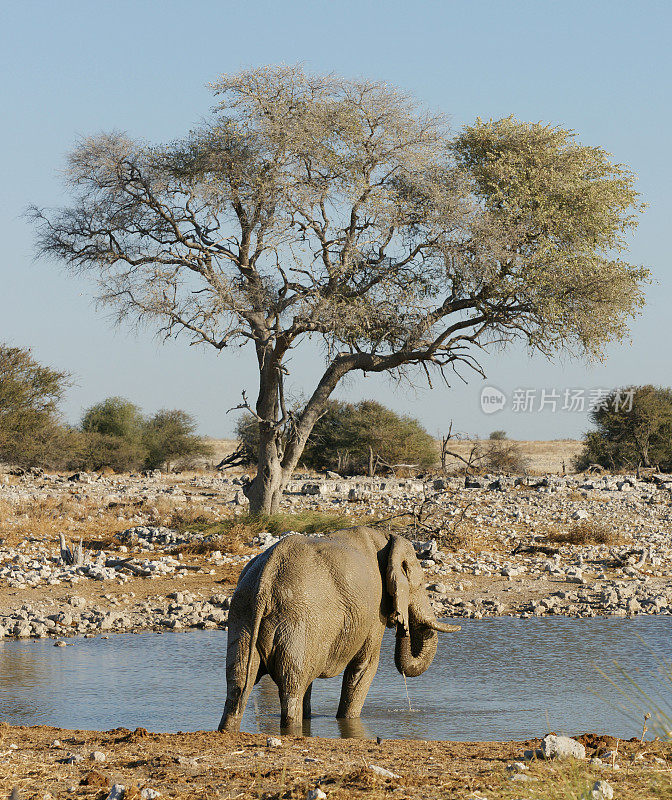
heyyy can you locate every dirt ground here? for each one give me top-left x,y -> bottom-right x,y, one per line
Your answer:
1,724 -> 671,800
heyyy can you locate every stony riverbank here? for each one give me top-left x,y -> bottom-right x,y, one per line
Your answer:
2,467 -> 672,639
1,724 -> 670,800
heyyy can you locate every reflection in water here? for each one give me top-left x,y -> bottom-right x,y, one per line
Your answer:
336,717 -> 371,739
0,618 -> 671,740
0,642 -> 52,720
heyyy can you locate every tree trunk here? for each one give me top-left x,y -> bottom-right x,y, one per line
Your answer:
244,420 -> 284,515
244,355 -> 355,515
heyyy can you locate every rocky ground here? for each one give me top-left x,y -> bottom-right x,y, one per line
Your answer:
1,467 -> 672,638
1,724 -> 671,799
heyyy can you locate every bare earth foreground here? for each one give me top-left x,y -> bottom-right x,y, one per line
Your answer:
2,724 -> 671,799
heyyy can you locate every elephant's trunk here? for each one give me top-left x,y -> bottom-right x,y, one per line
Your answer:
394,596 -> 460,677
394,621 -> 438,677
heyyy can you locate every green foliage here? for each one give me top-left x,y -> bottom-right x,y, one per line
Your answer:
142,409 -> 213,470
72,429 -> 147,473
0,344 -> 73,467
237,400 -> 437,475
489,430 -> 507,440
575,385 -> 672,471
77,397 -> 210,472
82,396 -> 144,441
452,116 -> 649,358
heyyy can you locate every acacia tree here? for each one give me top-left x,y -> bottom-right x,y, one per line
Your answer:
31,65 -> 648,513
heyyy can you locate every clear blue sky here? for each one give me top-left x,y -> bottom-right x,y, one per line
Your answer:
1,0 -> 670,440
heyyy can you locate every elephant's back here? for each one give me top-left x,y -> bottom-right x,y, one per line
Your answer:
257,533 -> 384,675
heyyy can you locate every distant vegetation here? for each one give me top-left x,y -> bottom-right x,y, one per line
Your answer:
76,397 -> 212,472
482,432 -> 530,474
0,344 -> 72,468
575,385 -> 672,472
0,344 -> 211,472
236,400 -> 437,476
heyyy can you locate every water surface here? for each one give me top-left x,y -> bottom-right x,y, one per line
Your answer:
1,617 -> 670,740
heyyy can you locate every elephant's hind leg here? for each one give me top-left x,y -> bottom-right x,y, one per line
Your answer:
279,684 -> 306,730
336,643 -> 381,719
218,632 -> 262,732
302,683 -> 313,719
278,672 -> 310,729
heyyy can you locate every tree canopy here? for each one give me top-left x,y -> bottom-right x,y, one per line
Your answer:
31,65 -> 649,511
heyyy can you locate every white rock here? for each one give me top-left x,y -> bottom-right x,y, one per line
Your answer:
106,786 -> 125,800
541,734 -> 586,760
306,789 -> 327,800
369,765 -> 401,779
266,736 -> 282,748
90,750 -> 106,762
140,790 -> 161,799
591,779 -> 614,799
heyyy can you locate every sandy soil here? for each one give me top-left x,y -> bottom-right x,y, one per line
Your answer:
1,724 -> 670,800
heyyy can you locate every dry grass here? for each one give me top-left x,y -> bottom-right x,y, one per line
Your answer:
0,489 -> 231,547
206,437 -> 585,476
547,520 -> 618,546
0,495 -> 130,547
174,510 -> 367,556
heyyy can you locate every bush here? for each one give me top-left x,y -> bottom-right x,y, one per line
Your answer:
574,385 -> 672,471
237,399 -> 437,475
482,435 -> 529,473
142,409 -> 213,470
72,430 -> 147,472
0,344 -> 74,468
78,398 -> 211,472
547,521 -> 616,546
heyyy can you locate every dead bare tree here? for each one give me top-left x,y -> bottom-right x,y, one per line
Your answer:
31,65 -> 647,513
440,422 -> 485,475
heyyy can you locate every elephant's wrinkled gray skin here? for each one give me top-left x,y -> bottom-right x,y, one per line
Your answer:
218,526 -> 460,732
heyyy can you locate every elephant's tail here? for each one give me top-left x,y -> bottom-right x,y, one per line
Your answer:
241,594 -> 265,704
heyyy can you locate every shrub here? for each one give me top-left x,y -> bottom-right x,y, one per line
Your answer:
547,520 -> 616,546
0,344 -> 74,468
482,435 -> 529,473
78,398 -> 211,472
236,400 -> 437,475
142,409 -> 213,470
575,385 -> 672,471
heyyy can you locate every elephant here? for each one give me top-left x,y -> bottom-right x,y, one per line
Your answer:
218,526 -> 460,732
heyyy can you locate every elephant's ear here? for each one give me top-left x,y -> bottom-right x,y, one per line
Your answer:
386,535 -> 411,635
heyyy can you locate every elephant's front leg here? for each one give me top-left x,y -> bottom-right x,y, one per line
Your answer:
336,641 -> 381,719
